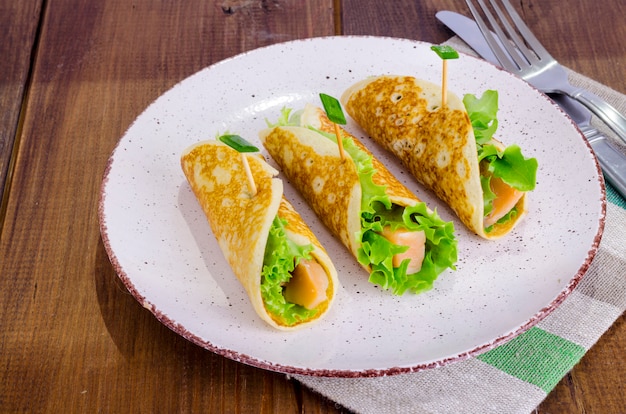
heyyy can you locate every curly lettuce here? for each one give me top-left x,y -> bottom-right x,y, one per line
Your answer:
463,91 -> 538,229
341,134 -> 457,295
260,216 -> 318,326
268,108 -> 457,295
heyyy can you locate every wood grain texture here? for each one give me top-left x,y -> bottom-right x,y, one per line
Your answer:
0,0 -> 623,413
0,1 -> 43,207
493,1 -> 626,408
340,1 -> 625,413
0,0 -> 337,412
341,0 -> 625,94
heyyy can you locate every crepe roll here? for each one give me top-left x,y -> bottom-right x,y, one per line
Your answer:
181,140 -> 338,330
341,75 -> 537,239
260,104 -> 457,295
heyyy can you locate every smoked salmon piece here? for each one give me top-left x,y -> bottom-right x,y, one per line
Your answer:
284,259 -> 330,310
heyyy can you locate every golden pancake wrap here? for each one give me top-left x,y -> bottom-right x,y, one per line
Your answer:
341,75 -> 527,239
260,104 -> 432,270
260,125 -> 362,258
181,140 -> 337,330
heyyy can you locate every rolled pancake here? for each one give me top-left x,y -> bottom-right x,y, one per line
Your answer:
341,75 -> 528,239
181,140 -> 338,330
259,104 -> 457,295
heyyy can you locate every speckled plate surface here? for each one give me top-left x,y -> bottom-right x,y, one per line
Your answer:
99,36 -> 605,377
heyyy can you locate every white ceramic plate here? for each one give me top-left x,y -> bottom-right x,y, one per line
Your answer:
99,36 -> 605,377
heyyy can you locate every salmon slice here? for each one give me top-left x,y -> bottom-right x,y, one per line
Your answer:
381,226 -> 426,274
283,259 -> 329,310
484,176 -> 524,227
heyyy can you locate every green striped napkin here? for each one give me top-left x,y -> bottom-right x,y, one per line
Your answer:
292,37 -> 626,414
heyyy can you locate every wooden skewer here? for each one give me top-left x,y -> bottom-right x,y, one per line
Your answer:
442,59 -> 448,107
430,45 -> 458,109
333,122 -> 345,160
218,134 -> 259,197
319,93 -> 347,161
240,153 -> 257,196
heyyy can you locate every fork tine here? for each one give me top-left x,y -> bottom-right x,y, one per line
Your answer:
498,0 -> 552,62
465,0 -> 555,72
464,0 -> 520,72
487,0 -> 538,66
478,0 -> 530,69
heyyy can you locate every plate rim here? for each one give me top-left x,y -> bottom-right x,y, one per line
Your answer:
98,35 -> 607,377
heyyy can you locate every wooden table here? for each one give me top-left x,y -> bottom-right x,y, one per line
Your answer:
2,1 -> 624,412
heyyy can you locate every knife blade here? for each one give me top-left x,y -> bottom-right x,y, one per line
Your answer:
436,10 -> 626,199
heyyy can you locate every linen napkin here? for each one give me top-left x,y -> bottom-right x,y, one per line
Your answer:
292,37 -> 626,414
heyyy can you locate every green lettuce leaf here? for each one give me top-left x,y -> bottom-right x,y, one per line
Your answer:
484,144 -> 538,192
266,107 -> 300,128
358,201 -> 458,295
260,216 -> 318,326
268,107 -> 458,295
463,91 -> 538,220
463,90 -> 499,145
481,174 -> 496,217
485,207 -> 519,233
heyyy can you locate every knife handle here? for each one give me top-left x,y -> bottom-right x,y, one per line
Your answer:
563,84 -> 626,146
586,130 -> 626,200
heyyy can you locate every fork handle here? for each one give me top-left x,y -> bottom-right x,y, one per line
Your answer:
585,129 -> 626,200
563,85 -> 626,146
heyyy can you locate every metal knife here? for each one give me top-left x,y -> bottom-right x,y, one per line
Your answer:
436,10 -> 626,199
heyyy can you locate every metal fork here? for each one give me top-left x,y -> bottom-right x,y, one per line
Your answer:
465,0 -> 626,145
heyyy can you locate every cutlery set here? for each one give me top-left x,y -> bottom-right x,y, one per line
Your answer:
436,0 -> 626,199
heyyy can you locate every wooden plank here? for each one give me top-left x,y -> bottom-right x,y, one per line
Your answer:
3,0 -> 622,412
340,0 -> 625,93
340,1 -> 625,413
0,0 -> 337,412
0,1 -> 43,206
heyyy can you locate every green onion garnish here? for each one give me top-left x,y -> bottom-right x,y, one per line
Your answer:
430,45 -> 460,60
219,134 -> 259,153
319,93 -> 347,125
